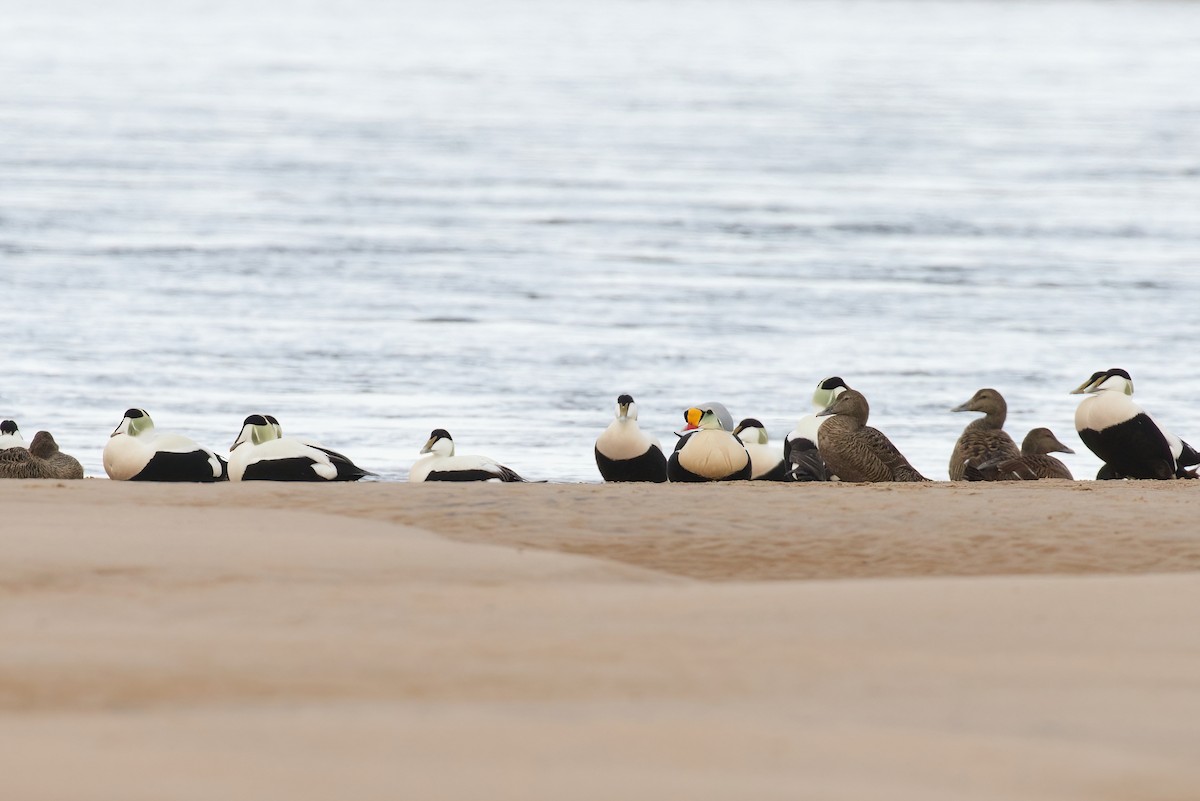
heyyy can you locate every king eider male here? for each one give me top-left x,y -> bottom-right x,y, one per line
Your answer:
948,388 -> 1021,481
815,389 -> 928,483
594,394 -> 667,482
228,414 -> 373,482
784,376 -> 849,481
668,407 -> 751,482
410,429 -> 532,482
103,409 -> 227,481
732,418 -> 788,481
0,431 -> 85,480
0,420 -> 24,450
964,427 -> 1074,481
1071,368 -> 1199,480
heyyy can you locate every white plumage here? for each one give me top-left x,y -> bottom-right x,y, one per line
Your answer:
732,418 -> 787,480
103,409 -> 226,482
1071,369 -> 1198,480
594,394 -> 668,482
0,420 -> 24,450
228,414 -> 371,482
410,429 -> 529,482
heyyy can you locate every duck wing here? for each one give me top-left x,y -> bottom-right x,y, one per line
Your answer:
311,445 -> 375,481
1025,454 -> 1072,480
860,426 -> 928,482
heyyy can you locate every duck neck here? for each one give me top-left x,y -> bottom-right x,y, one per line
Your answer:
966,409 -> 1005,431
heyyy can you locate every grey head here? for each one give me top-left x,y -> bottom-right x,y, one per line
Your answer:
697,402 -> 734,432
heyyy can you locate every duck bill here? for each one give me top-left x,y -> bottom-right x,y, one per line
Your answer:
420,437 -> 437,454
1069,377 -> 1099,395
950,400 -> 974,413
676,407 -> 702,435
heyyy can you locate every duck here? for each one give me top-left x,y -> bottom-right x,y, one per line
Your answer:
964,427 -> 1074,481
784,376 -> 849,481
815,389 -> 928,482
675,401 -> 735,440
1071,368 -> 1199,479
948,388 -> 1021,481
410,429 -> 532,482
103,409 -> 227,481
228,414 -> 373,482
732,418 -> 788,480
668,407 -> 751,482
0,420 -> 24,450
0,431 -> 85,479
594,394 -> 667,482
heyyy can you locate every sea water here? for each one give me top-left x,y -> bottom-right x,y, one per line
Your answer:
3,0 -> 1199,481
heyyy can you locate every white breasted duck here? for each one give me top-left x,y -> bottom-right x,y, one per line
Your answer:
594,394 -> 667,482
732,418 -> 788,481
667,407 -> 751,482
0,420 -> 24,450
103,409 -> 227,482
1071,368 -> 1199,479
784,376 -> 848,481
228,414 -> 373,482
410,429 -> 532,482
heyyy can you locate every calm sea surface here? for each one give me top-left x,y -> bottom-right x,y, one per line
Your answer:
2,0 -> 1199,481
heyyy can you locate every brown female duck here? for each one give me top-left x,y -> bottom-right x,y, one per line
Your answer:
965,427 -> 1074,481
0,431 -> 84,479
816,389 -> 928,482
948,388 -> 1020,481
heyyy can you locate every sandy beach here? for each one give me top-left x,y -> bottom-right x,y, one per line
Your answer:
3,479 -> 1199,800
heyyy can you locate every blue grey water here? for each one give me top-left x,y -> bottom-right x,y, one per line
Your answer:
2,0 -> 1199,481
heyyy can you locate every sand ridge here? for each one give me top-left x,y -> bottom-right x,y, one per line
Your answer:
15,479 -> 1197,581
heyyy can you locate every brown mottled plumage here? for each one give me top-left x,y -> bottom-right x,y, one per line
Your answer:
816,390 -> 928,483
0,431 -> 84,479
948,388 -> 1020,481
967,427 -> 1074,481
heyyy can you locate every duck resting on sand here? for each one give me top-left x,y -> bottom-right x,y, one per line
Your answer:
948,387 -> 1020,481
0,431 -> 84,479
964,427 -> 1074,481
1071,369 -> 1198,479
815,389 -> 928,483
410,429 -> 533,482
594,394 -> 667,482
668,407 -> 751,482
